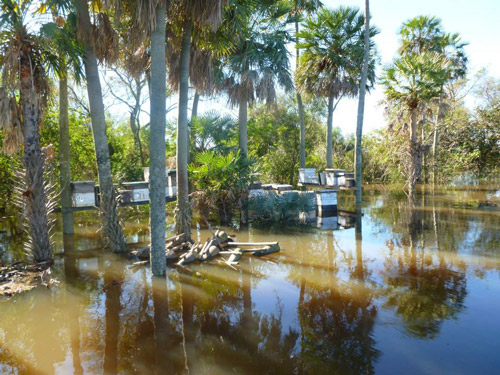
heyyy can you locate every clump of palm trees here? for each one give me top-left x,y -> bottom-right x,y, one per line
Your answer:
382,15 -> 467,199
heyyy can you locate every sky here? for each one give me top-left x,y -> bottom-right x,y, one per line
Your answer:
187,0 -> 500,136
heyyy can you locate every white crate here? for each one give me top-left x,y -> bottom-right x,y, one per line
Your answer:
73,192 -> 96,207
132,188 -> 150,202
299,168 -> 319,184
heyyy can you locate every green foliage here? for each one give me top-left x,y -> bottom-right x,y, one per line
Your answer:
249,191 -> 315,223
188,150 -> 253,223
190,111 -> 237,155
382,53 -> 450,110
218,0 -> 294,106
296,6 -> 379,100
248,96 -> 325,185
108,122 -> 145,182
41,109 -> 97,184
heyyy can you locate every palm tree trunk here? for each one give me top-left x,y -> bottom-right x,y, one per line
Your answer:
191,91 -> 200,119
238,89 -> 249,225
131,77 -> 146,169
149,2 -> 167,276
59,64 -> 74,234
175,21 -> 193,238
355,0 -> 370,206
295,15 -> 306,168
432,126 -> 438,184
20,56 -> 51,262
326,95 -> 334,169
409,107 -> 418,200
76,0 -> 127,253
188,90 -> 199,166
238,92 -> 248,160
433,97 -> 445,185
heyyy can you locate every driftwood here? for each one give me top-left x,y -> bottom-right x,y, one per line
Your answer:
129,231 -> 280,268
224,241 -> 278,247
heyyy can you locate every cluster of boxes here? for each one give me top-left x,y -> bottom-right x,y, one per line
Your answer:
70,168 -> 177,208
299,168 -> 355,188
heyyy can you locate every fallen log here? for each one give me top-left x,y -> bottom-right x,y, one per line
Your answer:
177,249 -> 197,266
224,241 -> 279,247
252,244 -> 280,256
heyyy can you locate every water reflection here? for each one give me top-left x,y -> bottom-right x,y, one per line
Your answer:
1,186 -> 500,374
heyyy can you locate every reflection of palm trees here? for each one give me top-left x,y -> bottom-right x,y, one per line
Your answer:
103,258 -> 123,375
297,225 -> 379,375
63,234 -> 84,375
382,203 -> 467,339
151,276 -> 171,374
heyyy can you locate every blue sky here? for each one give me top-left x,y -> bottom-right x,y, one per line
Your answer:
319,0 -> 500,134
129,0 -> 500,135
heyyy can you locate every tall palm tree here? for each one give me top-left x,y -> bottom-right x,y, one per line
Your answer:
381,52 -> 450,199
220,1 -> 294,162
166,0 -> 228,237
354,0 -> 371,206
0,0 -> 60,261
293,0 -> 323,169
43,8 -> 86,235
296,6 -> 378,169
109,0 -> 169,274
75,0 -> 127,253
148,1 -> 168,276
399,16 -> 467,184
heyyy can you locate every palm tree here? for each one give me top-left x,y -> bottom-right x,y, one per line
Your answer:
109,0 -> 169,274
296,6 -> 377,169
166,0 -> 228,238
43,9 -> 86,235
381,52 -> 450,199
293,0 -> 323,169
220,1 -> 294,162
399,16 -> 467,184
75,0 -> 127,253
148,1 -> 168,276
354,0 -> 371,206
0,0 -> 56,261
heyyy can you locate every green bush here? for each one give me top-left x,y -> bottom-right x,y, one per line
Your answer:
189,150 -> 253,224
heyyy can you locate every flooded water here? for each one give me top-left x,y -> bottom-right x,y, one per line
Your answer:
1,185 -> 500,375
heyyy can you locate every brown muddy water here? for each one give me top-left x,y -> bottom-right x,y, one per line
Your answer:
1,185 -> 500,375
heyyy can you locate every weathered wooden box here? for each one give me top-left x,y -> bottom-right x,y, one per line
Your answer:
298,168 -> 319,184
315,190 -> 338,216
319,173 -> 327,186
344,178 -> 355,188
121,182 -> 150,204
338,172 -> 354,186
71,181 -> 96,207
325,169 -> 345,186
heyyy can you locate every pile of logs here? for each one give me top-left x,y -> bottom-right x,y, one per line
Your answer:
130,230 -> 280,267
